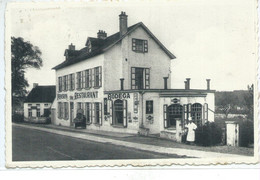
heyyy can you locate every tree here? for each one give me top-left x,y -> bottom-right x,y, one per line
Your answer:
11,37 -> 43,109
244,84 -> 254,120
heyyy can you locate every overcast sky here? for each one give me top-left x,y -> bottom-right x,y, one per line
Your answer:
9,0 -> 257,91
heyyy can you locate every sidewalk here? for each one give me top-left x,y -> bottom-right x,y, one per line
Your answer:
13,123 -> 252,158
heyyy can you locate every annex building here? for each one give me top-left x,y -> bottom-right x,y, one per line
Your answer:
52,12 -> 215,140
24,83 -> 56,123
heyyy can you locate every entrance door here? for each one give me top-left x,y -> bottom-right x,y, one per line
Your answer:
114,99 -> 123,125
70,102 -> 74,126
167,104 -> 183,128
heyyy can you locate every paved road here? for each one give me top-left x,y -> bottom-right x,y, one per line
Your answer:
12,125 -> 184,161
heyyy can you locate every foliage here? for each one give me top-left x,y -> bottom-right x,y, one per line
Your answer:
11,37 -> 43,108
240,120 -> 254,147
195,122 -> 223,146
12,113 -> 24,123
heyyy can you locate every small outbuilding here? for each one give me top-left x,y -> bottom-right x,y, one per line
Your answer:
24,83 -> 56,123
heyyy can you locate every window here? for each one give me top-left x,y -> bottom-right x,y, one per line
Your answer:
63,75 -> 68,91
85,69 -> 92,88
131,67 -> 150,89
36,109 -> 40,117
58,77 -> 62,91
68,73 -> 75,91
77,102 -> 82,110
44,103 -> 48,107
132,38 -> 148,53
28,104 -> 32,107
76,71 -> 83,90
191,103 -> 202,126
28,109 -> 32,117
164,104 -> 183,128
58,102 -> 63,119
146,101 -> 153,114
64,102 -> 69,120
94,66 -> 102,88
93,102 -> 102,125
85,102 -> 91,124
36,104 -> 40,108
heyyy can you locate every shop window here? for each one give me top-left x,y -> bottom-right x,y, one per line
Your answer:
85,69 -> 92,88
112,99 -> 127,127
68,73 -> 75,91
164,104 -> 183,128
28,109 -> 32,117
132,38 -> 148,53
131,67 -> 150,90
146,101 -> 153,114
191,103 -> 202,126
94,66 -> 102,88
85,102 -> 91,124
58,77 -> 62,92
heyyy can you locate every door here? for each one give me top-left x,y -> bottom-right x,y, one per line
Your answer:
135,68 -> 144,90
70,102 -> 74,126
167,104 -> 183,128
114,99 -> 123,125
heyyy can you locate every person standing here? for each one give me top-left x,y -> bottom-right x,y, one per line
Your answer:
185,117 -> 197,144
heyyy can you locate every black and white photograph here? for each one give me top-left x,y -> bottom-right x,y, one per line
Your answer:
4,0 -> 258,167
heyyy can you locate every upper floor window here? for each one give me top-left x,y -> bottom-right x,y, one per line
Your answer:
68,73 -> 75,91
58,77 -> 62,92
131,67 -> 150,90
63,75 -> 68,91
94,66 -> 102,88
132,38 -> 148,53
76,71 -> 83,90
85,69 -> 92,88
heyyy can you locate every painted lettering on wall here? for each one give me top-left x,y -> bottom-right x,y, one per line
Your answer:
57,94 -> 68,100
107,93 -> 130,100
74,91 -> 98,99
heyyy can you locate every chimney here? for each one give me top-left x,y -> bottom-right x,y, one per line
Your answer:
120,78 -> 124,90
68,43 -> 75,50
206,79 -> 211,90
163,77 -> 168,90
97,30 -> 107,39
186,78 -> 191,90
184,81 -> 188,90
119,11 -> 128,37
33,83 -> 38,88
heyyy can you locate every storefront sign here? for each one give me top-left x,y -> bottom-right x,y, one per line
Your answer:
57,94 -> 68,100
74,91 -> 98,99
107,93 -> 130,100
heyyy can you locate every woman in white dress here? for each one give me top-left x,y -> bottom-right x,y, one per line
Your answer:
185,117 -> 197,144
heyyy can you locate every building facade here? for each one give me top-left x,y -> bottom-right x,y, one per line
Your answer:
24,84 -> 56,123
52,12 -> 215,139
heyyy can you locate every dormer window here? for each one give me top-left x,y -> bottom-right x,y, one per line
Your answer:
86,41 -> 92,53
132,38 -> 148,53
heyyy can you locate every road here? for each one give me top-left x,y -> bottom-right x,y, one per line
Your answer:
12,125 -> 183,161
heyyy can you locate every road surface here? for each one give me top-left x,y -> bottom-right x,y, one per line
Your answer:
12,125 -> 184,161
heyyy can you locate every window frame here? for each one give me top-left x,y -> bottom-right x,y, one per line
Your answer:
132,38 -> 148,53
131,67 -> 150,90
146,100 -> 153,114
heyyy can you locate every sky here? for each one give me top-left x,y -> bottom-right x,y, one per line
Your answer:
9,0 -> 257,91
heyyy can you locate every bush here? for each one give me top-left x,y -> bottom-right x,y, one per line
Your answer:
240,120 -> 254,147
12,113 -> 24,123
195,122 -> 223,146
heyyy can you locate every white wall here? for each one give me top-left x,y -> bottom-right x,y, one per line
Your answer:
24,102 -> 52,120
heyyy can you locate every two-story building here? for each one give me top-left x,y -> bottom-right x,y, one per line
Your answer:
52,12 -> 215,141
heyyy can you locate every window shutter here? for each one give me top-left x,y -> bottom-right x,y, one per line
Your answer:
99,103 -> 102,125
89,69 -> 92,88
68,75 -> 71,91
82,71 -> 85,89
92,68 -> 95,87
99,66 -> 102,87
132,39 -> 136,51
145,68 -> 150,89
89,103 -> 92,124
163,104 -> 168,128
66,75 -> 68,91
76,72 -> 79,90
144,40 -> 148,52
123,100 -> 127,127
109,100 -> 113,125
203,103 -> 208,125
131,67 -> 136,89
72,73 -> 75,90
91,103 -> 95,124
182,104 -> 186,129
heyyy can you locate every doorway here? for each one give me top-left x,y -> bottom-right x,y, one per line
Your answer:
70,102 -> 74,126
114,99 -> 123,125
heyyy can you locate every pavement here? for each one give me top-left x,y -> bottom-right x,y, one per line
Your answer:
12,123 -> 249,159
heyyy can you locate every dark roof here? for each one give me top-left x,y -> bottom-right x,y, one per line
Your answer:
24,86 -> 56,103
53,22 -> 176,70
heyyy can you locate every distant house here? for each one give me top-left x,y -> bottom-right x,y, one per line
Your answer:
24,83 -> 56,123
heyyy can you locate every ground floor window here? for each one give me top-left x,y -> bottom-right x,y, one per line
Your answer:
164,104 -> 183,128
191,103 -> 202,126
85,102 -> 91,124
28,109 -> 32,117
111,99 -> 127,127
36,108 -> 40,117
64,102 -> 69,120
93,102 -> 102,125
